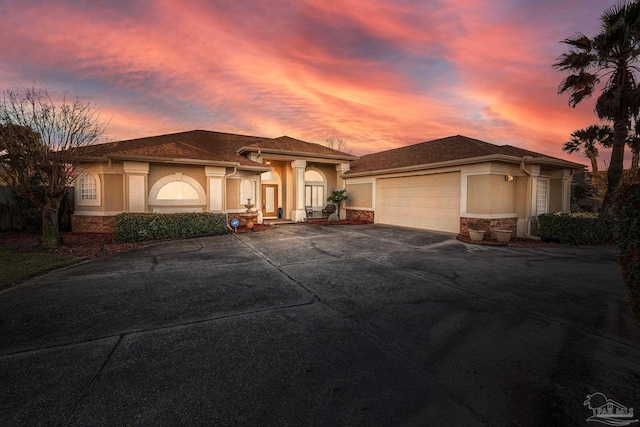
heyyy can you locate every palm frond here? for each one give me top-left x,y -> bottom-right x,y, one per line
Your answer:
560,33 -> 593,50
554,51 -> 597,71
558,72 -> 599,106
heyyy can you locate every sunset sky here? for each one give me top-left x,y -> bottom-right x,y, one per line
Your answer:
0,0 -> 626,169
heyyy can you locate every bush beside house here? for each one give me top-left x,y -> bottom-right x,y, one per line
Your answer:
613,182 -> 640,324
537,212 -> 614,245
116,213 -> 229,242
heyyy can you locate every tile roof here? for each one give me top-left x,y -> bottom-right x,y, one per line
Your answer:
76,130 -> 352,166
345,135 -> 584,175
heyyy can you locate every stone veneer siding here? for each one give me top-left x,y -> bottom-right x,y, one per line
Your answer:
346,209 -> 374,223
71,215 -> 117,233
227,213 -> 255,227
460,217 -> 518,238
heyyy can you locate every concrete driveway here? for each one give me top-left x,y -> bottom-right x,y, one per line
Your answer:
1,224 -> 638,426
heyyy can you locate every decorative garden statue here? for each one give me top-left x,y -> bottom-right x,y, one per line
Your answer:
326,189 -> 348,223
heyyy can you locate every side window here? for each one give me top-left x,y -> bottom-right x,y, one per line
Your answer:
536,179 -> 549,214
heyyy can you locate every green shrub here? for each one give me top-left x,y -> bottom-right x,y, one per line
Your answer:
613,182 -> 640,324
115,213 -> 229,242
537,212 -> 614,245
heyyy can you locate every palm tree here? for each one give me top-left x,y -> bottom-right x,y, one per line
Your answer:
326,189 -> 348,218
554,0 -> 640,210
563,124 -> 613,172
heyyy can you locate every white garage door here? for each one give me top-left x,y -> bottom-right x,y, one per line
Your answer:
378,172 -> 461,233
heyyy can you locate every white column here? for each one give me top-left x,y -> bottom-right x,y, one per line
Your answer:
123,161 -> 149,213
336,163 -> 350,219
528,165 -> 541,218
291,160 -> 307,222
561,169 -> 571,213
205,166 -> 226,212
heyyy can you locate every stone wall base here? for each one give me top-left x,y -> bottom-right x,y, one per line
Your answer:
71,215 -> 116,233
227,213 -> 263,228
460,217 -> 518,238
346,209 -> 374,223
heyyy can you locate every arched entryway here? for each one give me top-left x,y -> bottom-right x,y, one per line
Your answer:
304,168 -> 327,216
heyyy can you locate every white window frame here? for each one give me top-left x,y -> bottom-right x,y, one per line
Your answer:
305,185 -> 325,210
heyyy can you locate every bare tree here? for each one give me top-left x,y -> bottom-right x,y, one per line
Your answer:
325,137 -> 351,154
0,86 -> 105,247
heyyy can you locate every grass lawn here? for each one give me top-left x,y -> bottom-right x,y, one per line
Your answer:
0,244 -> 77,290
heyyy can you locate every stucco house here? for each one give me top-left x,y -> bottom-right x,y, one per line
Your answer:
71,130 -> 583,237
343,135 -> 583,237
71,130 -> 357,233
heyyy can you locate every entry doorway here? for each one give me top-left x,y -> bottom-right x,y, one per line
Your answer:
262,184 -> 278,217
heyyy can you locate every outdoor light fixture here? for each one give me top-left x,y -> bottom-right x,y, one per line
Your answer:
505,175 -> 514,182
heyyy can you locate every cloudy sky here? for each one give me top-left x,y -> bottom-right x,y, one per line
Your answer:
0,0 -> 622,168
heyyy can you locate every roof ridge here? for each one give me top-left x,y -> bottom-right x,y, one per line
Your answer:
358,135 -> 476,158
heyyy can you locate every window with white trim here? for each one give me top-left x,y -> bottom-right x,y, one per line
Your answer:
536,179 -> 549,214
304,169 -> 326,210
80,173 -> 97,200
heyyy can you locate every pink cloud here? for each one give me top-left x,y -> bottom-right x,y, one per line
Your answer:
0,0 -> 618,167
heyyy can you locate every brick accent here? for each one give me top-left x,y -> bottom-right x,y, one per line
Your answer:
460,217 -> 518,238
71,215 -> 116,233
346,209 -> 374,223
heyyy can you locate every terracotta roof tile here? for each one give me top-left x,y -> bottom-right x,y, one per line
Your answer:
346,135 -> 583,175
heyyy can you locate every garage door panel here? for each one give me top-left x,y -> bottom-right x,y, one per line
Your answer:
378,173 -> 460,233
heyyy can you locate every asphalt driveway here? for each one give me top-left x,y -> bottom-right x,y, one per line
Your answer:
1,224 -> 638,426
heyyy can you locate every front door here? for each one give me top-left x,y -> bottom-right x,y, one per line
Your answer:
262,184 -> 278,217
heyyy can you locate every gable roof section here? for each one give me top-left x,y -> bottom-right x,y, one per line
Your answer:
345,135 -> 585,176
237,136 -> 357,160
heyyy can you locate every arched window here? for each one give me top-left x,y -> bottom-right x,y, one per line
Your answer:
76,171 -> 101,207
148,173 -> 206,207
156,181 -> 199,200
304,168 -> 326,211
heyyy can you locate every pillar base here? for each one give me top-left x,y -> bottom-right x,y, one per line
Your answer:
291,209 -> 307,222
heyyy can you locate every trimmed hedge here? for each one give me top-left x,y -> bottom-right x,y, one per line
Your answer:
537,212 -> 614,245
613,182 -> 640,324
115,213 -> 229,242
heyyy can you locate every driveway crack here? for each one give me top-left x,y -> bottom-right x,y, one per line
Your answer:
62,335 -> 123,427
